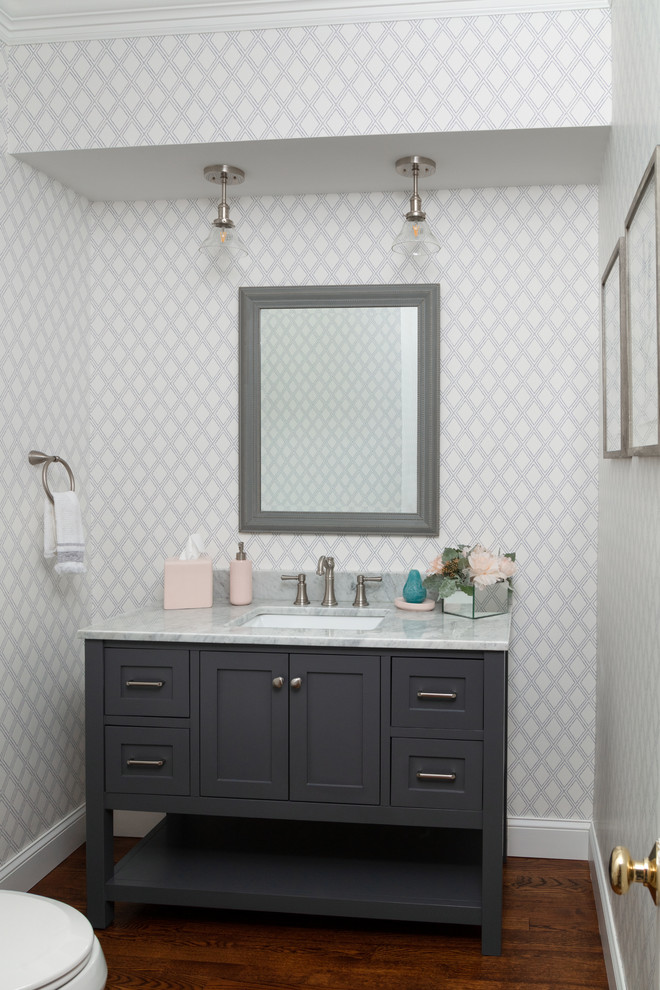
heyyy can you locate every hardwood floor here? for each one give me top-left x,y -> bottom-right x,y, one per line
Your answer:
30,841 -> 608,990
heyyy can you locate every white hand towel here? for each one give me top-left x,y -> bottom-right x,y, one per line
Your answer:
51,491 -> 86,574
44,498 -> 56,559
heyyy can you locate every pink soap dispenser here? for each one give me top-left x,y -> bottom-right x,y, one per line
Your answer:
229,541 -> 252,605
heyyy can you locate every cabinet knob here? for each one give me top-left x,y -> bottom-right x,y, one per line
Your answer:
610,843 -> 658,903
272,676 -> 285,689
290,677 -> 302,690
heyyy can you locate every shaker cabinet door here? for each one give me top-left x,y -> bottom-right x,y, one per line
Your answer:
289,654 -> 380,805
199,651 -> 288,799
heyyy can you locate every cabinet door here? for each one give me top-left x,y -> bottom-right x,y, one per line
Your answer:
200,651 -> 288,799
289,654 -> 380,805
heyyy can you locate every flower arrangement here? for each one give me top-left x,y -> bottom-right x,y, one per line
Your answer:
423,544 -> 517,600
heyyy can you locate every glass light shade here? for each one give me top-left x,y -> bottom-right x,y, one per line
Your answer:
392,218 -> 441,257
199,224 -> 249,260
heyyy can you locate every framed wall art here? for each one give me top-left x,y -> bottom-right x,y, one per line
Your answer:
601,237 -> 630,458
625,146 -> 660,456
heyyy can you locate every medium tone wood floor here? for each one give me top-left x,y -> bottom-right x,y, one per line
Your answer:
30,840 -> 608,990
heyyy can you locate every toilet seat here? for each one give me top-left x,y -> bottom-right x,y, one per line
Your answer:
0,891 -> 106,990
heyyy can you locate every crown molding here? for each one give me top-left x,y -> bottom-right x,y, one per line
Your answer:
0,0 -> 609,46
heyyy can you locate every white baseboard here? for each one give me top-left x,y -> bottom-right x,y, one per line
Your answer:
0,805 -> 86,892
589,824 -> 625,990
507,816 -> 590,859
116,812 -> 591,856
0,810 -> 595,894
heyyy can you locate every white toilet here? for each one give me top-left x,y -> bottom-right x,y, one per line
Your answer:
0,890 -> 107,990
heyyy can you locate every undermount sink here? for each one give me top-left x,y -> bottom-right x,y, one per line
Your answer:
235,609 -> 387,631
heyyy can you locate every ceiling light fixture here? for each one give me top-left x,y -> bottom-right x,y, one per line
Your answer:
392,155 -> 441,257
199,164 -> 249,260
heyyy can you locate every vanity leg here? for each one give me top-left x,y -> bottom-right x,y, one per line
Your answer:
85,641 -> 114,928
480,650 -> 507,955
85,807 -> 114,928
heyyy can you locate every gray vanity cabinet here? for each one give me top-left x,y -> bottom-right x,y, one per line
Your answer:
199,651 -> 288,800
85,639 -> 507,955
199,651 -> 380,804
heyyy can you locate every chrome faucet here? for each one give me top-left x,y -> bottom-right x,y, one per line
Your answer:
316,555 -> 338,607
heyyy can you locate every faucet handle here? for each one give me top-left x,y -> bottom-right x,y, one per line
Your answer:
281,573 -> 310,606
353,574 -> 383,607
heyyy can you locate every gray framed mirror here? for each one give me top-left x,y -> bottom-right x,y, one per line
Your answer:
625,146 -> 660,455
601,237 -> 630,458
239,283 -> 439,535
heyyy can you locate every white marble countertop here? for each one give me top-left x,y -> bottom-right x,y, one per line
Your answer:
78,599 -> 511,652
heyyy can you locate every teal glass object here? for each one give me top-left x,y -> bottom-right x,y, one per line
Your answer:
403,569 -> 426,603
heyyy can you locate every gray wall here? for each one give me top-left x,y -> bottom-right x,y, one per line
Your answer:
0,46 -> 90,869
0,7 -> 610,871
594,0 -> 660,986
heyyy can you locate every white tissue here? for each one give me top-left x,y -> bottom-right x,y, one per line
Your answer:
179,532 -> 206,560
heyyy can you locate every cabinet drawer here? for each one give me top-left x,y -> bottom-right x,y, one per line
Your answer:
390,738 -> 483,810
391,656 -> 483,730
104,647 -> 189,717
105,726 -> 190,795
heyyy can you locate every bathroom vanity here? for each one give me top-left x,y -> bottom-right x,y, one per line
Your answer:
80,601 -> 510,955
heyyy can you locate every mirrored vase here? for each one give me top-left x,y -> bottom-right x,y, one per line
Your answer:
441,581 -> 510,619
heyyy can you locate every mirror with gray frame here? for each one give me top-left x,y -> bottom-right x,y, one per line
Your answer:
239,283 -> 439,535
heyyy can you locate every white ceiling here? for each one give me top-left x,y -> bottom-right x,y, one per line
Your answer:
13,127 -> 609,203
0,0 -> 608,44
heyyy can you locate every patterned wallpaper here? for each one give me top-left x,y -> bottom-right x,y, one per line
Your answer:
0,5 -> 610,871
5,10 -> 611,154
87,182 -> 599,822
0,48 -> 90,867
594,0 -> 660,986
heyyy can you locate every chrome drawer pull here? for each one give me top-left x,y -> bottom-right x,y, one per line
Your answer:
416,771 -> 456,781
126,759 -> 165,767
125,680 -> 165,688
417,691 -> 457,700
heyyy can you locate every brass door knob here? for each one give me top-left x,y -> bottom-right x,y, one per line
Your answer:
609,843 -> 658,904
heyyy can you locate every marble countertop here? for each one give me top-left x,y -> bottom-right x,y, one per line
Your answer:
78,599 -> 511,651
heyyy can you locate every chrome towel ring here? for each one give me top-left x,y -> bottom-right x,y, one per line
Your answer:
28,450 -> 76,504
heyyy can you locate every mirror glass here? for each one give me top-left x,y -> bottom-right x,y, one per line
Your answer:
628,174 -> 659,450
239,284 -> 439,535
603,254 -> 623,452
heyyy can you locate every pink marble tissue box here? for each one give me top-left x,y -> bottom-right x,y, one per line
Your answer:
163,557 -> 213,609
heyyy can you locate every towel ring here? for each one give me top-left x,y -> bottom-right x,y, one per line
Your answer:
28,450 -> 76,504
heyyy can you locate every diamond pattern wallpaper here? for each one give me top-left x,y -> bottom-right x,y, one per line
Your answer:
6,10 -> 611,154
0,5 -> 608,871
0,49 -> 90,866
87,182 -> 599,822
594,0 -> 660,986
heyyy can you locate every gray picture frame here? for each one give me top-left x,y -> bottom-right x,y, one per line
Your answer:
601,237 -> 630,458
238,283 -> 439,536
625,146 -> 660,456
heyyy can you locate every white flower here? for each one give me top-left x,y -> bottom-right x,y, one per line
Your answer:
467,549 -> 503,589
